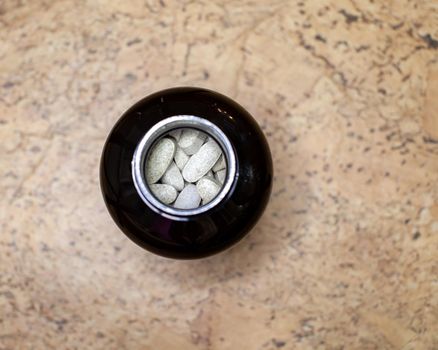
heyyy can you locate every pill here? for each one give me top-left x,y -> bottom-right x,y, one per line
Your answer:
212,154 -> 225,172
146,138 -> 176,184
174,184 -> 201,209
174,146 -> 189,170
197,177 -> 222,204
169,129 -> 182,141
182,140 -> 222,183
216,169 -> 226,184
149,184 -> 177,204
161,161 -> 184,191
178,129 -> 206,155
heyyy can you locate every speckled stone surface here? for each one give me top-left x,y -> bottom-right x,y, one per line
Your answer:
1,1 -> 437,349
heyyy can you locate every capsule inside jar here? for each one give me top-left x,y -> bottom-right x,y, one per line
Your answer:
145,128 -> 227,209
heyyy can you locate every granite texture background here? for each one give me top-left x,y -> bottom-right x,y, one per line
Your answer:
1,0 -> 438,349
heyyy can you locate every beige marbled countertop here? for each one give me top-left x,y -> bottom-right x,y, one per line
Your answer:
1,1 -> 437,349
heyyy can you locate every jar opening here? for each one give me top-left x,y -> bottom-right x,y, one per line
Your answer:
132,116 -> 237,218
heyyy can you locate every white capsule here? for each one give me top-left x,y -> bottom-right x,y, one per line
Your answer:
178,129 -> 206,155
161,161 -> 184,191
168,129 -> 182,141
174,146 -> 189,170
212,154 -> 225,172
197,177 -> 222,204
174,184 -> 201,209
182,140 -> 222,183
149,184 -> 177,204
145,138 -> 176,184
216,169 -> 226,184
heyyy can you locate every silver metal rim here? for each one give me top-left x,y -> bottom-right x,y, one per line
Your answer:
132,115 -> 237,218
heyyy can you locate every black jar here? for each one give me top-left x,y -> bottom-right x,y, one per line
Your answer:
100,87 -> 272,259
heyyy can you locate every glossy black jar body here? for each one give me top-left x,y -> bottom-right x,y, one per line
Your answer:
100,87 -> 272,259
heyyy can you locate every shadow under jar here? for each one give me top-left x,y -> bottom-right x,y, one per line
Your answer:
100,87 -> 273,259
